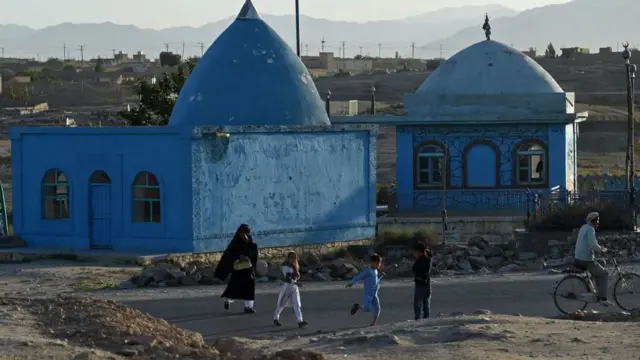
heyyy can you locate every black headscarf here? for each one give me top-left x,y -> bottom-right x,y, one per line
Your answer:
214,224 -> 253,281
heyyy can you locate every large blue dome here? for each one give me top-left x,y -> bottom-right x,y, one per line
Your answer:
169,0 -> 330,127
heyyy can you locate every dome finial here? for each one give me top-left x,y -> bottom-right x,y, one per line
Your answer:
482,14 -> 491,41
237,0 -> 260,19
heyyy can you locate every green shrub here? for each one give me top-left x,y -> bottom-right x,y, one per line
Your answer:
531,203 -> 634,231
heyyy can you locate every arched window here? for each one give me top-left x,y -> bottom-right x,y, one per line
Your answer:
415,142 -> 446,188
132,171 -> 161,223
515,140 -> 547,185
42,169 -> 70,220
90,170 -> 111,184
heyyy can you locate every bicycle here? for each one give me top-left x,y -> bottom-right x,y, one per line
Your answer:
552,251 -> 640,314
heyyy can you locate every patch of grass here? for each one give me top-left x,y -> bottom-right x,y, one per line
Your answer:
70,278 -> 118,291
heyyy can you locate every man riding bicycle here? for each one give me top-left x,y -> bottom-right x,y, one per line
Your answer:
574,212 -> 612,306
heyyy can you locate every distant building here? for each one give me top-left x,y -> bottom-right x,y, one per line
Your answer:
4,75 -> 31,84
523,47 -> 537,58
114,51 -> 129,62
132,51 -> 146,63
122,63 -> 149,73
599,47 -> 613,54
302,52 -> 373,73
560,47 -> 590,58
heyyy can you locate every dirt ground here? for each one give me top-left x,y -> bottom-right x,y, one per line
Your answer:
0,260 -> 639,359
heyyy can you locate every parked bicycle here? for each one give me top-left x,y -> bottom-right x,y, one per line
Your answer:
553,251 -> 640,314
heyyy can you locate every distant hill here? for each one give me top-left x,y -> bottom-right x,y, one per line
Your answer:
1,0 -> 636,61
423,0 -> 640,58
401,4 -> 517,23
0,4 -> 517,59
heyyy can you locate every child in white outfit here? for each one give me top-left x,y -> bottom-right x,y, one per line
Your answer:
273,251 -> 307,328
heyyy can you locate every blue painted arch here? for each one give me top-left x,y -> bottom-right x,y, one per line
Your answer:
462,140 -> 499,188
169,2 -> 330,127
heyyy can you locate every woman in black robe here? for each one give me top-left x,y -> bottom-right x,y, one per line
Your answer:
214,224 -> 259,313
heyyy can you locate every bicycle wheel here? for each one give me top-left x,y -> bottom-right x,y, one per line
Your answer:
613,272 -> 640,311
553,275 -> 590,314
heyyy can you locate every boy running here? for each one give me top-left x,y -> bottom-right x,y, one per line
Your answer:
345,254 -> 385,326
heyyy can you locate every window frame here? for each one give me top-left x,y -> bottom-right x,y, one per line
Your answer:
413,141 -> 448,189
513,140 -> 548,188
42,168 -> 70,220
131,171 -> 161,223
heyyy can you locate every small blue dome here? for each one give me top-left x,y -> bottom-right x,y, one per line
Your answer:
169,0 -> 330,127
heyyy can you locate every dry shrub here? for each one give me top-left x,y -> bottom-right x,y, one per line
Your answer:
532,203 -> 634,231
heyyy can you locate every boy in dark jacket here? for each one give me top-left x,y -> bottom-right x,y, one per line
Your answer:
412,242 -> 432,320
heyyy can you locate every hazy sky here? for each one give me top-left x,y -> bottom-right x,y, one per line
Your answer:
1,0 -> 570,29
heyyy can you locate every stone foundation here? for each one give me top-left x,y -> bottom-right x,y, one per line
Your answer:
378,215 -> 526,245
143,239 -> 372,266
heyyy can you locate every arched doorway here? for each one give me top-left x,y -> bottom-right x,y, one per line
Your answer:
89,170 -> 112,249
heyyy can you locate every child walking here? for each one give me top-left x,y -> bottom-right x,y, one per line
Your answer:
346,254 -> 385,326
412,242 -> 433,320
273,251 -> 308,328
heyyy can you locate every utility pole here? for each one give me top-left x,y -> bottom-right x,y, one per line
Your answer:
305,44 -> 309,56
321,37 -> 325,52
164,43 -> 170,52
78,45 -> 85,63
359,46 -> 363,56
198,42 -> 205,56
622,42 -> 637,210
378,43 -> 382,58
341,41 -> 346,70
181,41 -> 185,58
1,47 -> 4,60
295,0 -> 301,57
440,44 -> 443,59
63,44 -> 67,61
111,48 -> 117,57
411,42 -> 415,58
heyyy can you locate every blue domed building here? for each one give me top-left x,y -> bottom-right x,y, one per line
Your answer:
334,16 -> 588,215
9,0 -> 377,253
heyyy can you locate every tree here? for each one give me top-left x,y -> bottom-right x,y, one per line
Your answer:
94,56 -> 105,72
544,43 -> 556,58
159,51 -> 182,67
186,56 -> 200,66
119,62 -> 195,126
44,57 -> 64,69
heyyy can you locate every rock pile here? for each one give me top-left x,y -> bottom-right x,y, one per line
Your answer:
119,231 -> 640,290
426,236 -> 527,274
121,239 -> 535,289
120,253 -> 365,289
556,308 -> 640,322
